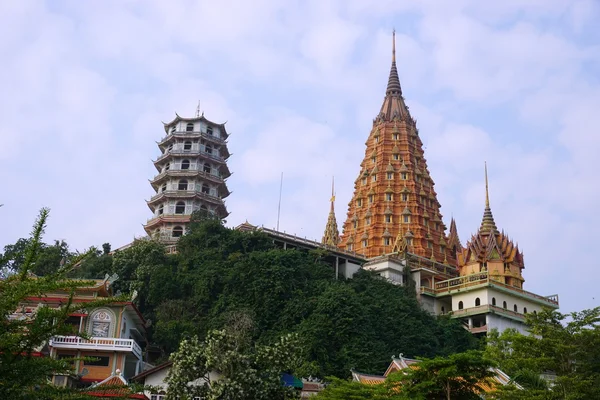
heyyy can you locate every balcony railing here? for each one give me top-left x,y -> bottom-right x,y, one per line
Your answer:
433,272 -> 559,307
49,336 -> 142,359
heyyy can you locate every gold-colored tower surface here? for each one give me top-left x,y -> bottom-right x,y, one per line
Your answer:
338,31 -> 453,264
322,178 -> 341,246
457,164 -> 525,288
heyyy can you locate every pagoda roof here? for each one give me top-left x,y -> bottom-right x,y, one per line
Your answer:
162,113 -> 229,137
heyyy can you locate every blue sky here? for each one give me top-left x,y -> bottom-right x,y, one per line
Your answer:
1,0 -> 599,313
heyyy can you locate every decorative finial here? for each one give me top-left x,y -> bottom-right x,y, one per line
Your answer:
392,29 -> 396,63
485,161 -> 490,208
195,101 -> 201,117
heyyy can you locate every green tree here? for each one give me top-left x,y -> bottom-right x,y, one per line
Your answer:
486,307 -> 600,400
0,209 -> 119,399
166,320 -> 302,400
388,350 -> 497,400
1,237 -> 72,277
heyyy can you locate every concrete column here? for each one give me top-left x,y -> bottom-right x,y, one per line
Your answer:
335,257 -> 339,280
468,317 -> 473,329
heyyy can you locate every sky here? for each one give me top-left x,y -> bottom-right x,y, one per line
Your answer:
1,0 -> 599,314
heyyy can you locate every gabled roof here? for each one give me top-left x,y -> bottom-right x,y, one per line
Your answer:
87,372 -> 147,399
352,356 -> 523,394
130,361 -> 173,383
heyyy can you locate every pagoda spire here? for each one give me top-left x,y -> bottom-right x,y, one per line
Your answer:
480,162 -> 499,235
322,177 -> 340,246
386,30 -> 402,96
379,30 -> 409,121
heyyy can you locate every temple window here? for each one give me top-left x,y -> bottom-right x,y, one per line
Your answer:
157,205 -> 164,215
402,193 -> 408,201
178,179 -> 188,191
475,298 -> 481,306
206,145 -> 213,155
90,310 -> 112,337
514,304 -> 518,312
362,178 -> 367,185
427,241 -> 432,249
160,183 -> 167,192
172,226 -> 183,237
504,262 -> 510,272
368,195 -> 374,204
372,156 -> 376,163
175,202 -> 185,214
85,356 -> 110,367
362,239 -> 368,248
207,126 -> 213,136
458,301 -> 463,310
386,193 -> 393,201
387,172 -> 393,180
440,246 -> 444,253
375,136 -> 380,143
184,141 -> 192,151
164,163 -> 170,172
366,217 -> 371,225
492,297 -> 496,306
186,123 -> 194,132
523,307 -> 528,314
170,125 -> 176,133
202,184 -> 210,194
393,133 -> 399,140
347,243 -> 353,251
403,215 -> 410,223
385,215 -> 392,223
353,220 -> 358,229
357,199 -> 362,207
168,143 -> 173,152
401,172 -> 407,180
371,175 -> 377,182
393,154 -> 400,160
181,159 -> 190,170
384,237 -> 391,246
203,163 -> 211,173
481,262 -> 488,271
503,301 -> 507,309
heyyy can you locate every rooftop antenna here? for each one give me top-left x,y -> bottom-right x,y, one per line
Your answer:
195,101 -> 201,117
276,172 -> 283,231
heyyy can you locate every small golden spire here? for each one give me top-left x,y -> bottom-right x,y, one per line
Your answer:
330,176 -> 336,211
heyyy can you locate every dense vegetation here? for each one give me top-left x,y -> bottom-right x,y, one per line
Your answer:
1,212 -> 477,378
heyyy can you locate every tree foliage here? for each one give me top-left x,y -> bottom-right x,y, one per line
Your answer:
166,325 -> 301,400
124,218 -> 477,378
0,209 -> 120,399
486,307 -> 600,400
388,350 -> 497,400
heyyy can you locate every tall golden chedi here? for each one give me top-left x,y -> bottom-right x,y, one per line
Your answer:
339,32 -> 452,263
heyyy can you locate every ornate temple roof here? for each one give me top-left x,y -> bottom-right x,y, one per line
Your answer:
322,178 -> 341,246
458,164 -> 524,270
339,32 -> 453,263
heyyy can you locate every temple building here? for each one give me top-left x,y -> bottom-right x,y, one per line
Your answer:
144,112 -> 231,250
339,32 -> 451,264
315,32 -> 558,335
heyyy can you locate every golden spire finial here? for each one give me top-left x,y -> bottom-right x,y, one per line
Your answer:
485,161 -> 490,208
330,176 -> 336,210
392,29 -> 396,63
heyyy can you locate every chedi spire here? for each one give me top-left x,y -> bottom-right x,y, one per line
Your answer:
322,177 -> 340,246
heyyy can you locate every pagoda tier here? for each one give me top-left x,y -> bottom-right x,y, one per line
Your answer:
143,113 -> 231,243
457,165 -> 525,288
322,179 -> 341,246
338,32 -> 453,264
